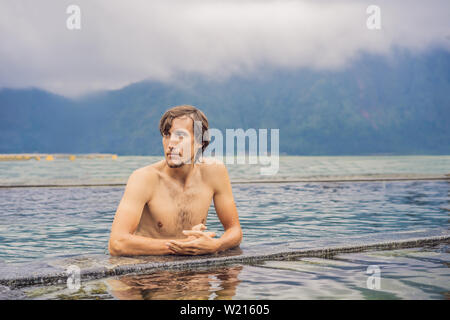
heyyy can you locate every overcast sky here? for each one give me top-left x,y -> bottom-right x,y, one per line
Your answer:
0,0 -> 449,97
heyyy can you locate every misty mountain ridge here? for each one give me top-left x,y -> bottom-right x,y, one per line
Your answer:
1,49 -> 449,156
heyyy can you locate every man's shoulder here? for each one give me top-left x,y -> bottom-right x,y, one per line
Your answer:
199,156 -> 226,169
199,157 -> 229,181
130,162 -> 162,183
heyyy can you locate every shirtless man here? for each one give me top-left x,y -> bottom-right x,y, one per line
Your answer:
108,105 -> 243,256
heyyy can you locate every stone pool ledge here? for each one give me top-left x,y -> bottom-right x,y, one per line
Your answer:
0,228 -> 448,289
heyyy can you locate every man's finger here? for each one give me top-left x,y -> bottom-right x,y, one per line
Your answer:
169,247 -> 188,255
204,232 -> 216,238
191,223 -> 207,231
167,241 -> 187,250
167,242 -> 197,255
183,230 -> 216,239
167,244 -> 179,254
167,246 -> 178,254
182,230 -> 210,238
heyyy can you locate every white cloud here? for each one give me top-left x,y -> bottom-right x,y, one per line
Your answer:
0,0 -> 449,96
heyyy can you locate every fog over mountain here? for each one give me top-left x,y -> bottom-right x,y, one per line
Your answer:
1,49 -> 449,155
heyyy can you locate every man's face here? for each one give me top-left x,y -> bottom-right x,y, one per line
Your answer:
162,116 -> 196,168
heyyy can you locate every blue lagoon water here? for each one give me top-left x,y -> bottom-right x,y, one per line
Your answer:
0,155 -> 449,299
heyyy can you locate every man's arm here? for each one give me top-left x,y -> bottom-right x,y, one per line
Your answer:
210,162 -> 243,252
109,168 -> 180,256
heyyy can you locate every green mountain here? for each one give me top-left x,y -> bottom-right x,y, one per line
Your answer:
1,49 -> 449,155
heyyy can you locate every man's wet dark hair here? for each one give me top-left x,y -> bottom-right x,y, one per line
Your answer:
159,105 -> 210,154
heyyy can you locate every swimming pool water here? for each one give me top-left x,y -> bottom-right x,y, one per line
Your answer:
0,180 -> 448,264
20,243 -> 449,300
0,155 -> 448,300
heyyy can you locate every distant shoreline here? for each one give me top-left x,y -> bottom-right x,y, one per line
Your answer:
1,174 -> 448,189
0,153 -> 118,161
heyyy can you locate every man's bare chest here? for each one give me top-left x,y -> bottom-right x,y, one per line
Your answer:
143,178 -> 214,235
